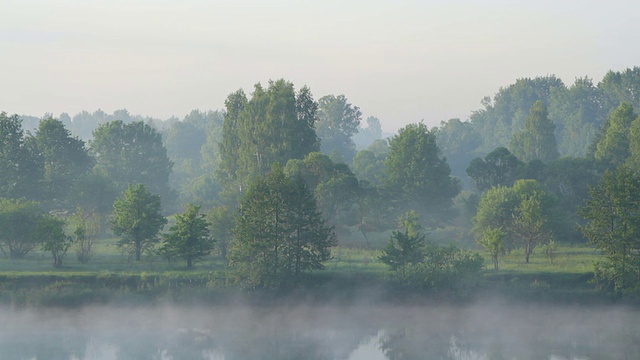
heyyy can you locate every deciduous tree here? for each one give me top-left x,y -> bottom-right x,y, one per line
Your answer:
111,184 -> 167,261
579,166 -> 640,293
316,94 -> 361,163
0,112 -> 42,200
90,121 -> 173,198
509,101 -> 559,162
384,122 -> 460,226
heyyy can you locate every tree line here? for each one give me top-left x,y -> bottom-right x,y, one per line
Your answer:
4,68 -> 640,294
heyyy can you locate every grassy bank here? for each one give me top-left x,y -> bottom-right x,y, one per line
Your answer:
0,238 -> 615,307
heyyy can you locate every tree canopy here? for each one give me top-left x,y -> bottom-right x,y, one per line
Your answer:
384,122 -> 460,226
90,120 -> 173,199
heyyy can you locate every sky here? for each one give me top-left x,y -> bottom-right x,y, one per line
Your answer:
2,0 -> 640,133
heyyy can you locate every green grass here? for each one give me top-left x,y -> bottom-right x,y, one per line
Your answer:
0,228 -> 612,306
485,244 -> 600,275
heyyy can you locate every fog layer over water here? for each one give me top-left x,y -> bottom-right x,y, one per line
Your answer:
1,302 -> 639,359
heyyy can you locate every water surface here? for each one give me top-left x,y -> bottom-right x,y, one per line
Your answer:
1,302 -> 638,359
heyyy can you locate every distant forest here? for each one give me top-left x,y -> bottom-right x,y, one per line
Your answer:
18,67 -> 640,194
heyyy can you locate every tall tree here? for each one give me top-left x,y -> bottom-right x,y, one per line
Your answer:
550,77 -> 603,157
206,205 -> 234,262
160,204 -> 214,268
579,166 -> 640,293
316,94 -> 362,163
111,184 -> 167,261
384,122 -> 460,226
90,120 -> 173,198
230,166 -> 335,288
593,102 -> 637,167
509,101 -> 559,162
353,115 -> 383,150
436,118 -> 482,188
28,117 -> 93,207
0,112 -> 42,200
217,80 -> 320,194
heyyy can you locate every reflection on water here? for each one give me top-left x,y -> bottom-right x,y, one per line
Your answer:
1,302 -> 639,359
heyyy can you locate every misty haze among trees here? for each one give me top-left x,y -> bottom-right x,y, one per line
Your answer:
4,67 -> 640,296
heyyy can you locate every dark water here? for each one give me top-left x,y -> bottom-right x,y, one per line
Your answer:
1,302 -> 639,359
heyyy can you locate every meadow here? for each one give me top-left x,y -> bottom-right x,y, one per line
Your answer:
0,226 -> 609,308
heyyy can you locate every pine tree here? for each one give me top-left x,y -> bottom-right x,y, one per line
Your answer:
160,204 -> 214,268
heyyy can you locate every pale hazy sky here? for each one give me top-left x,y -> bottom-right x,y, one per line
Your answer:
2,0 -> 639,132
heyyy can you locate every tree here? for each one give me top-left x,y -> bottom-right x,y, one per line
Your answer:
352,150 -> 385,186
478,227 -> 505,271
379,230 -> 426,278
593,102 -> 637,167
511,192 -> 553,263
90,120 -> 173,198
69,207 -> 98,263
353,115 -> 383,150
160,204 -> 214,268
384,122 -> 460,226
551,77 -> 602,157
510,101 -> 559,162
627,115 -> 640,170
0,198 -> 44,258
70,171 -> 118,236
216,81 -> 320,194
473,179 -> 556,262
284,152 -> 360,227
466,147 -> 523,192
0,112 -> 42,200
111,184 -> 167,261
38,215 -> 72,268
28,117 -> 93,208
470,75 -> 564,153
579,166 -> 640,293
436,118 -> 482,188
206,205 -> 235,262
230,166 -> 336,288
316,94 -> 362,163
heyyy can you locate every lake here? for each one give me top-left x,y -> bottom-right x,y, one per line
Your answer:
1,301 -> 639,359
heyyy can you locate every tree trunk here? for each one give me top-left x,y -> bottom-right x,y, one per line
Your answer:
187,256 -> 193,269
136,241 -> 142,261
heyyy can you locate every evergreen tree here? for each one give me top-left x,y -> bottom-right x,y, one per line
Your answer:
230,166 -> 335,288
160,204 -> 214,268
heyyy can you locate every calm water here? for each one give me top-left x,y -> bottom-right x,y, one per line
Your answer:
1,302 -> 639,359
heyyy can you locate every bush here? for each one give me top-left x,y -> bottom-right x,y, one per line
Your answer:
402,244 -> 484,298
